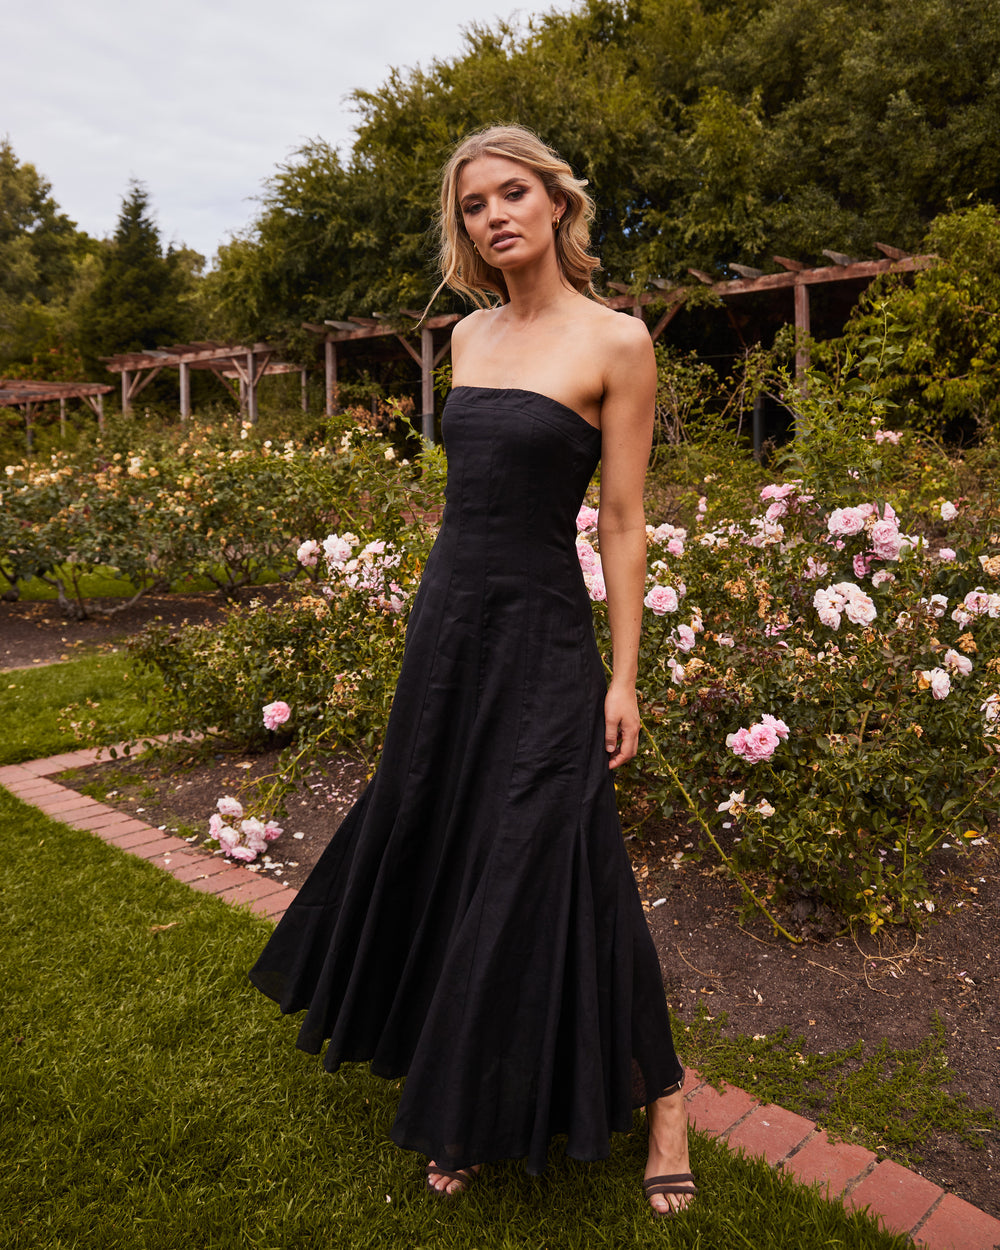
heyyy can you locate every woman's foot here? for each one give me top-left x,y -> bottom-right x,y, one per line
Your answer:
425,1161 -> 481,1197
644,1083 -> 695,1215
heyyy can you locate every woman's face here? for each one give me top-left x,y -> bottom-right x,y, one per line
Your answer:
456,155 -> 563,272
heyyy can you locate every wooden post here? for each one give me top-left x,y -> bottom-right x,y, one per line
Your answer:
300,368 -> 308,413
97,392 -> 105,431
325,340 -> 336,415
246,351 -> 258,422
239,376 -> 247,415
25,402 -> 34,454
421,326 -> 434,443
179,360 -> 191,421
794,281 -> 811,380
59,396 -> 67,440
122,369 -> 131,416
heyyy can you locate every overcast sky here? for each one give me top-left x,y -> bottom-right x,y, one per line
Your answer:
4,0 -> 574,263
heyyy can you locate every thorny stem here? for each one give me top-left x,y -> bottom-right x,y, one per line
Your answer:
638,712 -> 802,944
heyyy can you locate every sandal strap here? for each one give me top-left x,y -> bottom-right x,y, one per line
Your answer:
644,1173 -> 697,1197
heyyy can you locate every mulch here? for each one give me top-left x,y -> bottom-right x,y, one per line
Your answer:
4,591 -> 999,1219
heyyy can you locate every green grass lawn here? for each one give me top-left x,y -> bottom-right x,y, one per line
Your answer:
0,792 -> 911,1250
13,564 -> 288,603
0,649 -> 174,765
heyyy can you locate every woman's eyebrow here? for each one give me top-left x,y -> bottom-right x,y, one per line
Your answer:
459,177 -> 529,206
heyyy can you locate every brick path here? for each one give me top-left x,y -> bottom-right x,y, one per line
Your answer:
3,746 -> 999,1250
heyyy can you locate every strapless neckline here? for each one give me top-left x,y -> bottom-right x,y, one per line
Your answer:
449,385 -> 601,433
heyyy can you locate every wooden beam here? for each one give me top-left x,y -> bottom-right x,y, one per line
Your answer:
794,282 -> 811,380
179,360 -> 190,421
774,256 -> 807,272
688,268 -> 715,285
421,327 -> 435,442
875,242 -> 909,260
821,249 -> 857,267
729,263 -> 765,279
649,296 -> 687,342
325,340 -> 336,415
396,335 -> 422,368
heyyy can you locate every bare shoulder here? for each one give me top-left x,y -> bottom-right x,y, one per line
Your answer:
578,300 -> 655,374
450,307 -> 495,367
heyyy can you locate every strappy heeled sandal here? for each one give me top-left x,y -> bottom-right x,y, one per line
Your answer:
425,1163 -> 479,1198
643,1172 -> 697,1215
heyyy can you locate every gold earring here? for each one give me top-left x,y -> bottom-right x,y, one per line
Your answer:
552,216 -> 560,230
472,242 -> 479,254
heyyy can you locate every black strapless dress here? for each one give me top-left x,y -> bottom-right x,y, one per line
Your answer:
248,386 -> 683,1175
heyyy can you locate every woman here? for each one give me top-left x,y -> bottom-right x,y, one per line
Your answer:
249,124 -> 694,1216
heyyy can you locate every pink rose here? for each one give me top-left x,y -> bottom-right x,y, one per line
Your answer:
666,537 -> 685,557
869,519 -> 902,561
761,713 -> 789,739
644,584 -> 679,615
765,500 -> 788,522
585,571 -> 607,601
576,505 -> 599,532
229,844 -> 257,863
652,522 -> 687,543
841,589 -> 876,626
208,813 -> 224,838
296,539 -> 321,567
940,501 -> 958,522
576,539 -> 598,573
853,553 -> 871,579
803,557 -> 829,580
871,569 -> 895,587
697,496 -> 708,514
216,823 -> 240,851
675,624 -> 696,652
920,667 -> 951,700
874,429 -> 902,445
827,507 -> 866,537
938,547 -> 957,561
263,820 -> 283,842
322,533 -> 353,566
943,649 -> 973,677
241,817 -> 268,853
727,722 -> 781,763
263,700 -> 291,731
217,795 -> 243,820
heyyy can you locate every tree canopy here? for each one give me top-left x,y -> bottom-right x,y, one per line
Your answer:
210,0 -> 1000,345
0,138 -> 95,376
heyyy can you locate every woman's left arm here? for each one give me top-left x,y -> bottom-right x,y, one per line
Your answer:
597,318 -> 656,769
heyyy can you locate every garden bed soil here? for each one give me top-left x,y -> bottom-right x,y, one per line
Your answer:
0,585 -> 290,671
58,742 -> 1000,1220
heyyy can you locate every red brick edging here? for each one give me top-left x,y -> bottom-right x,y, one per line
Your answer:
2,747 -> 998,1250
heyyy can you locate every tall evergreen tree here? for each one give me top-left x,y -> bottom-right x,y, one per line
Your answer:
77,181 -> 199,372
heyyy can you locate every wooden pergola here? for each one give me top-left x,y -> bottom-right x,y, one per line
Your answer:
101,341 -> 308,421
606,244 -> 934,376
0,379 -> 112,451
303,314 -> 462,442
306,246 -> 933,444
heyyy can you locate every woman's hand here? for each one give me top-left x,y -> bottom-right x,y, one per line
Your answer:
604,682 -> 640,769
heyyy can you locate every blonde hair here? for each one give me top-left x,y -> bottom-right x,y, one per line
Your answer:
433,124 -> 605,309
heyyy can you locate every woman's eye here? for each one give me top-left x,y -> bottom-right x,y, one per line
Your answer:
507,188 -> 525,201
